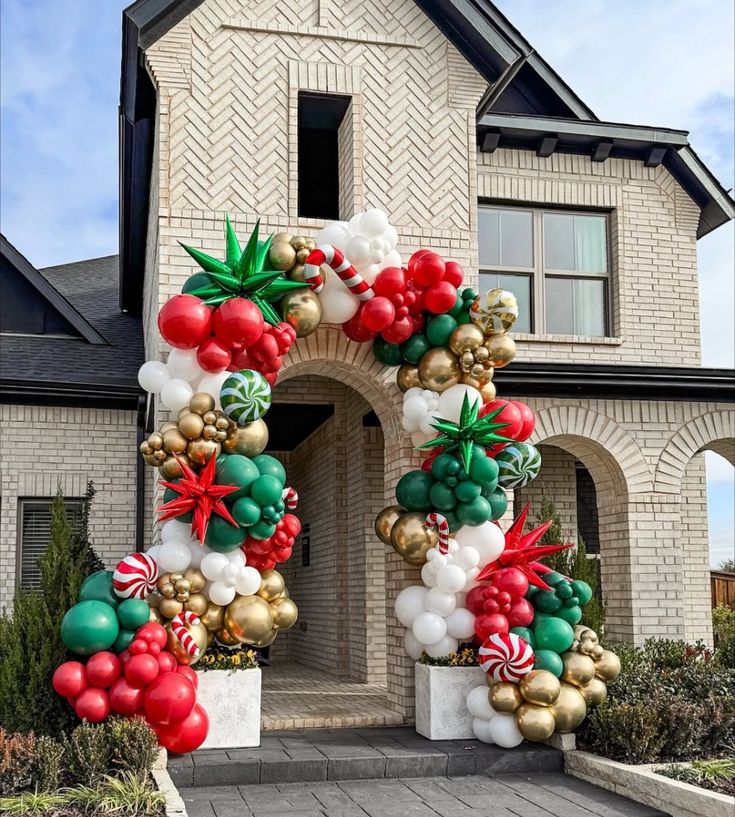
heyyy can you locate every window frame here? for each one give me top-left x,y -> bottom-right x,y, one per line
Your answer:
478,203 -> 613,338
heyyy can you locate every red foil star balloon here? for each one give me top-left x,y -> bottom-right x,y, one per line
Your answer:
157,453 -> 239,544
476,504 -> 573,591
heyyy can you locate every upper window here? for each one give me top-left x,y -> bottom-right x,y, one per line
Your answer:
18,498 -> 82,589
478,205 -> 610,337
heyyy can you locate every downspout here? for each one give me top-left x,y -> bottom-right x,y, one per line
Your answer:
135,393 -> 147,552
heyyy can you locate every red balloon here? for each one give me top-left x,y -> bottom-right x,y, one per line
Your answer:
129,639 -> 148,655
361,297 -> 395,333
176,666 -> 199,690
511,401 -> 535,442
474,613 -> 509,642
137,622 -> 168,648
52,661 -> 87,698
125,654 -> 160,688
196,336 -> 232,372
381,316 -> 413,344
75,688 -> 110,723
424,281 -> 457,314
465,586 -> 489,616
157,652 -> 179,675
282,514 -> 301,538
411,252 -> 445,286
155,703 -> 209,754
119,650 -> 132,666
249,332 -> 279,363
143,673 -> 196,725
148,642 -> 162,656
443,261 -> 464,287
342,313 -> 377,343
480,399 -> 524,442
507,598 -> 535,628
491,567 -> 529,599
158,295 -> 213,350
373,267 -> 406,297
109,678 -> 145,715
263,371 -> 278,387
213,297 -> 264,349
85,652 -> 122,689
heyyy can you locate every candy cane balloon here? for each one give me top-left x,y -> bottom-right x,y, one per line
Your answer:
112,552 -> 158,599
304,245 -> 374,300
282,487 -> 299,510
425,512 -> 450,554
171,611 -> 202,658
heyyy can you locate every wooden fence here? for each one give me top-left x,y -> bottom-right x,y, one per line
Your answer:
711,570 -> 735,609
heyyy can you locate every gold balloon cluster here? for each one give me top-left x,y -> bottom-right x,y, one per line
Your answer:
270,233 -> 322,339
469,288 -> 519,369
374,505 -> 439,566
488,632 -> 621,741
140,393 -> 270,477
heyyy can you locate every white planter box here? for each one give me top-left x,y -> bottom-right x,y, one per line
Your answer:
195,668 -> 261,749
415,663 -> 486,740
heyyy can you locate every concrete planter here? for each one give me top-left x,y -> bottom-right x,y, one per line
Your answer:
566,751 -> 735,817
196,667 -> 261,749
415,663 -> 486,740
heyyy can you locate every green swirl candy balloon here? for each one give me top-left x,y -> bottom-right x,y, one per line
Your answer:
495,442 -> 542,489
220,369 -> 272,425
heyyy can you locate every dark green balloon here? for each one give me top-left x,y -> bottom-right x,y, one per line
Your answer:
534,617 -> 574,654
396,470 -> 434,512
456,495 -> 492,526
448,292 -> 465,319
216,454 -> 259,502
250,474 -> 284,506
534,590 -> 563,613
232,496 -> 261,527
431,453 -> 461,482
545,571 -> 566,587
442,509 -> 461,533
373,337 -> 403,366
248,519 -> 277,540
204,515 -> 246,552
556,604 -> 583,625
79,571 -> 118,608
510,626 -> 535,648
117,598 -> 151,630
469,454 -> 499,487
487,486 -> 508,520
429,481 -> 457,511
425,314 -> 458,347
400,333 -> 431,364
114,629 -> 137,654
534,649 -> 564,677
252,455 -> 286,483
557,582 -> 574,600
182,272 -> 213,294
61,600 -> 119,655
571,580 -> 593,606
454,480 -> 481,503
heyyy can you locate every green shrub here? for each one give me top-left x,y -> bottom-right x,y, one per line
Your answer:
108,718 -> 159,779
33,736 -> 64,793
713,604 -> 735,668
0,729 -> 37,795
581,702 -> 667,764
70,770 -> 165,816
64,722 -> 113,786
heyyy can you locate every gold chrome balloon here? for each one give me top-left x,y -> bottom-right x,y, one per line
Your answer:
272,232 -> 292,244
162,428 -> 188,454
200,602 -> 225,633
187,438 -> 221,467
183,593 -> 208,616
478,380 -> 497,402
251,628 -> 279,648
390,511 -> 439,566
418,347 -> 461,393
256,570 -> 286,602
515,703 -> 556,742
270,597 -> 298,630
147,432 -> 164,451
519,670 -> 562,706
281,289 -> 322,338
374,505 -> 404,546
578,677 -> 608,707
215,627 -> 241,647
160,454 -> 189,479
158,597 -> 184,619
561,652 -> 596,687
183,568 -> 207,594
396,364 -> 422,392
486,333 -> 516,368
223,420 -> 269,457
490,682 -> 523,713
549,683 -> 587,733
178,412 -> 205,440
594,649 -> 621,682
470,288 -> 519,336
224,595 -> 274,644
449,323 -> 484,356
189,392 -> 216,416
269,240 -> 297,270
288,264 -> 306,283
166,620 -> 208,666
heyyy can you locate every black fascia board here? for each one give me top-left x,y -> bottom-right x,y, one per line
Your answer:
1,377 -> 144,409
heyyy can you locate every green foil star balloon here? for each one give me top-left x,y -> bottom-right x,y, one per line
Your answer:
180,216 -> 307,325
416,393 -> 511,470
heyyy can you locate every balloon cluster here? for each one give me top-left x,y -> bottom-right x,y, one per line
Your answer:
243,513 -> 302,571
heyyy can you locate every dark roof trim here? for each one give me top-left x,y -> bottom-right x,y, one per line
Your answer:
1,377 -> 143,409
492,362 -> 735,402
0,235 -> 107,345
478,113 -> 735,238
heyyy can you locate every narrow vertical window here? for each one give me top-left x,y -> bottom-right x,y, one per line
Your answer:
18,498 -> 82,588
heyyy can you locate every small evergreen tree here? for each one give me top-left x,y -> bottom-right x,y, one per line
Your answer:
0,483 -> 103,736
535,496 -> 571,575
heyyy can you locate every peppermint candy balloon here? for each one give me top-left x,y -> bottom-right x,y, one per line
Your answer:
479,632 -> 534,682
495,442 -> 542,489
113,552 -> 158,599
220,369 -> 271,425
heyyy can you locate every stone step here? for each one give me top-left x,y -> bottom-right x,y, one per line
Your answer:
168,727 -> 563,788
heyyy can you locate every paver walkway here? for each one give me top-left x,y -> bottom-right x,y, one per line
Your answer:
182,773 -> 669,817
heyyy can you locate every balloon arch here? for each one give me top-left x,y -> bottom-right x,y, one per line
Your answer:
53,209 -> 619,751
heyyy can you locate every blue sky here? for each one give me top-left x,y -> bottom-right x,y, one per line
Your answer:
1,0 -> 733,565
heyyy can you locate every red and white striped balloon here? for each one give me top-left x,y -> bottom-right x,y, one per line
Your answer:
171,611 -> 202,658
424,512 -> 450,554
282,487 -> 299,510
304,244 -> 374,300
112,552 -> 159,600
478,633 -> 535,683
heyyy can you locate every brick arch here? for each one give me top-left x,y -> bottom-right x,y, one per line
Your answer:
531,406 -> 654,496
655,409 -> 735,494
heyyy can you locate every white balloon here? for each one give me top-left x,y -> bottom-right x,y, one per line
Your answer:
146,545 -> 162,564
472,717 -> 496,744
437,384 -> 483,423
412,430 -> 436,447
161,519 -> 191,543
424,587 -> 457,617
161,378 -> 194,412
402,415 -> 419,433
394,585 -> 428,627
167,348 -> 203,381
370,250 -> 384,265
404,629 -> 424,660
445,607 -> 476,640
157,540 -> 192,573
420,562 -> 438,587
348,211 -> 364,235
208,580 -> 236,606
424,634 -> 459,658
138,361 -> 170,393
436,564 -> 467,594
316,222 -> 350,248
412,611 -> 447,646
383,225 -> 398,250
201,552 -> 229,581
488,713 -> 524,748
453,546 -> 480,570
320,278 -> 359,323
403,396 -> 428,421
235,566 -> 261,596
360,208 -> 389,237
467,685 -> 495,720
419,412 -> 440,435
455,522 -> 505,567
346,235 -> 371,264
223,562 -> 239,580
187,542 -> 205,568
378,249 -> 402,270
197,371 -> 230,408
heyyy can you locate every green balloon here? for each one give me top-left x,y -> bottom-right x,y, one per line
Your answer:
556,604 -> 583,625
116,598 -> 151,630
182,272 -> 213,294
232,496 -> 261,527
454,480 -> 481,503
545,572 -> 566,587
557,582 -> 573,600
248,519 -> 277,540
487,487 -> 508,520
456,495 -> 492,526
429,481 -> 457,511
250,474 -> 284,506
534,617 -> 575,653
469,454 -> 499,488
431,454 -> 461,482
216,454 -> 259,501
252,455 -> 286,483
400,333 -> 431,364
61,600 -> 119,655
510,626 -> 535,648
571,580 -> 593,606
534,649 -> 564,677
442,509 -> 461,533
396,470 -> 434,512
532,611 -> 553,624
534,590 -> 563,613
373,337 -> 402,366
425,314 -> 458,347
448,292 -> 466,319
79,571 -> 118,608
114,629 -> 136,654
204,515 -> 246,552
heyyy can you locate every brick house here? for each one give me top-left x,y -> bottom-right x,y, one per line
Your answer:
1,0 -> 734,726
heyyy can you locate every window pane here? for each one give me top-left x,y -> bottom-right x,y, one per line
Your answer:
545,277 -> 606,336
20,500 -> 82,589
479,272 -> 532,333
544,213 -> 607,273
543,213 -> 575,270
478,208 -> 500,266
574,216 -> 607,274
500,210 -> 533,268
545,276 -> 574,334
